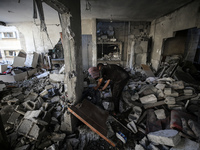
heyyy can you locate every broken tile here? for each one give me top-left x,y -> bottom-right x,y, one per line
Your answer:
147,129 -> 181,146
140,94 -> 157,104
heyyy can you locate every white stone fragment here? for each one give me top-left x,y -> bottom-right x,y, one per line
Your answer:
147,129 -> 181,146
184,89 -> 193,96
171,81 -> 184,90
135,144 -> 145,150
156,84 -> 166,90
140,94 -> 157,104
170,138 -> 200,150
164,88 -> 172,95
164,97 -> 176,105
154,109 -> 166,119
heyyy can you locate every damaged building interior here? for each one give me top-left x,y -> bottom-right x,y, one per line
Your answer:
0,0 -> 200,149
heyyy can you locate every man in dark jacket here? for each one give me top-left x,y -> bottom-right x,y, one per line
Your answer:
94,63 -> 129,113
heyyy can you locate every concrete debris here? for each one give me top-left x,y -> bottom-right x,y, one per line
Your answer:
1,55 -> 200,150
154,109 -> 166,119
140,94 -> 157,104
170,138 -> 200,150
147,129 -> 181,146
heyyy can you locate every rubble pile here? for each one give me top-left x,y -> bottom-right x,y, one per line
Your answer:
0,72 -> 71,150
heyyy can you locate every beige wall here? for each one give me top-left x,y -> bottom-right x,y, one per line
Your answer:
150,0 -> 200,70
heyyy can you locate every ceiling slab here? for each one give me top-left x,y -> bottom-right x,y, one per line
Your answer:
0,0 -> 193,24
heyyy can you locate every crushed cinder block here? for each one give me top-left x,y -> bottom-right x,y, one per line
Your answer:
140,94 -> 157,104
154,109 -> 166,119
131,93 -> 139,101
0,83 -> 6,91
40,89 -> 48,97
7,98 -> 19,105
24,92 -> 38,101
51,133 -> 66,142
51,96 -> 60,103
128,106 -> 142,123
164,97 -> 176,105
170,138 -> 200,150
15,145 -> 30,150
147,129 -> 181,146
157,89 -> 165,98
127,121 -> 138,133
15,105 -> 26,115
184,89 -> 193,96
24,110 -> 41,121
102,100 -> 114,111
164,88 -> 172,95
171,81 -> 184,90
135,144 -> 145,150
7,112 -> 21,124
156,84 -> 165,90
22,100 -> 36,110
28,123 -> 40,140
18,119 -> 33,135
170,91 -> 179,97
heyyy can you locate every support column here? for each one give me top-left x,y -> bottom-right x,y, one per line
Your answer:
60,0 -> 83,131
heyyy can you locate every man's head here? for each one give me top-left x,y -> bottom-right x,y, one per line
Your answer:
97,63 -> 104,70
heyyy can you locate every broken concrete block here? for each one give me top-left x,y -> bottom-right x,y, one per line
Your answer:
22,100 -> 36,110
24,92 -> 38,101
157,90 -> 165,98
156,84 -> 166,90
18,119 -> 33,135
51,133 -> 66,142
0,83 -> 6,91
7,112 -> 20,124
170,138 -> 200,150
184,89 -> 193,96
102,100 -> 114,111
127,121 -> 138,133
154,109 -> 166,119
188,119 -> 200,138
131,93 -> 139,101
181,118 -> 196,138
50,74 -> 64,82
135,144 -> 145,150
7,98 -> 19,105
147,129 -> 181,146
40,89 -> 48,97
24,110 -> 42,121
45,85 -> 53,90
164,97 -> 176,105
28,123 -> 40,140
164,88 -> 172,95
140,94 -> 157,104
51,96 -> 60,103
147,143 -> 160,150
170,91 -> 179,97
128,106 -> 142,123
171,81 -> 184,90
15,145 -> 30,150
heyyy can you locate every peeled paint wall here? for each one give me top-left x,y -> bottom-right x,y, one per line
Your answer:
10,22 -> 62,53
150,0 -> 200,70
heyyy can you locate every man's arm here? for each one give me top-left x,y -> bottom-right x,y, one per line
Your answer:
94,78 -> 103,90
100,79 -> 110,91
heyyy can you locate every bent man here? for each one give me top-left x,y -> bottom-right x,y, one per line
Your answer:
94,63 -> 129,113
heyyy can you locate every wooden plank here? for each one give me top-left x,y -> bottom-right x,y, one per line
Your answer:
68,100 -> 116,147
